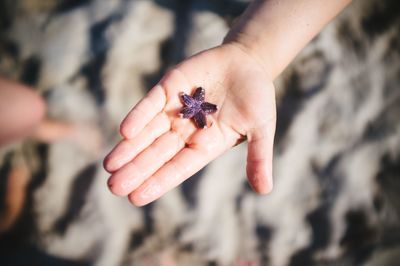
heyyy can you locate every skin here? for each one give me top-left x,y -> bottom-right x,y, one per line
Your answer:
104,0 -> 352,206
0,158 -> 29,233
0,78 -> 103,231
0,78 -> 46,145
0,77 -> 103,149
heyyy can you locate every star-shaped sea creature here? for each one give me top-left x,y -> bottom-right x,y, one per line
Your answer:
180,87 -> 218,129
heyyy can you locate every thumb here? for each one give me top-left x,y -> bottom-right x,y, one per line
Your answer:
246,123 -> 275,194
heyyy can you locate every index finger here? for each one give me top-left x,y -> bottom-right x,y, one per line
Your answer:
120,85 -> 166,139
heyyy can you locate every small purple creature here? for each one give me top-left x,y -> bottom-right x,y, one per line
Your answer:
180,87 -> 218,128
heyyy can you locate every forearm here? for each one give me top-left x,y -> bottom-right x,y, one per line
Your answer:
224,0 -> 351,80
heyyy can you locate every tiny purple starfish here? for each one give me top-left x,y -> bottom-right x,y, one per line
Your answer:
180,87 -> 218,129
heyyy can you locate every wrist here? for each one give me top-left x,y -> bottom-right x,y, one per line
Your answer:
222,37 -> 276,81
223,0 -> 351,81
222,1 -> 278,80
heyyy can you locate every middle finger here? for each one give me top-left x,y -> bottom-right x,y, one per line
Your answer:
107,130 -> 185,196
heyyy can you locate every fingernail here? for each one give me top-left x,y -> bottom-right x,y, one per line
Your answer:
107,178 -> 114,189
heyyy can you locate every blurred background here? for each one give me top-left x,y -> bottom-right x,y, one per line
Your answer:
0,0 -> 399,265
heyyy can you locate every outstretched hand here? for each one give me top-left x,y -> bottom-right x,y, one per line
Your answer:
104,44 -> 276,206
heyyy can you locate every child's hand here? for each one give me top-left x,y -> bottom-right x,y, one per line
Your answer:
103,0 -> 351,206
104,44 -> 276,206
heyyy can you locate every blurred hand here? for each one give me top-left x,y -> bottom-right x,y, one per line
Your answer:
104,44 -> 276,206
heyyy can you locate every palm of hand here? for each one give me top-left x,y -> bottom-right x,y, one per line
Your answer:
104,45 -> 276,206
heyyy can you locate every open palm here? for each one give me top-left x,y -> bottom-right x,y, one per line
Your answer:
104,44 -> 276,206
